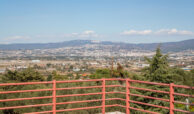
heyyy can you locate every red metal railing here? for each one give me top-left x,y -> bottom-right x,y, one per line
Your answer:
0,78 -> 193,114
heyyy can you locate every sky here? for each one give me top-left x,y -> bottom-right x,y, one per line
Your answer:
0,0 -> 194,44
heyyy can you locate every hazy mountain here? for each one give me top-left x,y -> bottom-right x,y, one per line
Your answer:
0,39 -> 194,52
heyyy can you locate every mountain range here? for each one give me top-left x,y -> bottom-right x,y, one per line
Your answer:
0,39 -> 194,52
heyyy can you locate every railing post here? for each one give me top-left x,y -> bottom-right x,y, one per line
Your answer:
102,78 -> 106,114
170,83 -> 174,114
126,79 -> 130,114
52,80 -> 56,114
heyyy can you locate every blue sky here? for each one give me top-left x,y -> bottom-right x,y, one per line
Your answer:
0,0 -> 194,44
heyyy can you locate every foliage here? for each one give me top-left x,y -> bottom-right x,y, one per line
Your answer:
140,46 -> 193,113
142,47 -> 171,83
90,68 -> 111,79
1,68 -> 44,83
0,68 -> 50,114
0,47 -> 193,113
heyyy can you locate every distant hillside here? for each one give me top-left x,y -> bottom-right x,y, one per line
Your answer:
0,40 -> 92,50
0,39 -> 194,52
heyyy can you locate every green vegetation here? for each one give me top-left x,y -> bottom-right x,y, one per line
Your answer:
1,68 -> 44,83
0,47 -> 193,113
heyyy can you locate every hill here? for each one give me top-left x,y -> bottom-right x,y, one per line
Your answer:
0,39 -> 194,52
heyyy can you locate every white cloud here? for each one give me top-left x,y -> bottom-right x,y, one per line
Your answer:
63,30 -> 99,38
155,29 -> 193,35
122,29 -> 194,36
122,30 -> 152,35
80,30 -> 98,38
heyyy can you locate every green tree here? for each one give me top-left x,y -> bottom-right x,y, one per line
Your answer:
90,68 -> 111,79
0,68 -> 49,114
143,47 -> 171,83
1,68 -> 44,83
136,47 -> 194,113
47,74 -> 53,81
134,47 -> 170,113
51,70 -> 65,80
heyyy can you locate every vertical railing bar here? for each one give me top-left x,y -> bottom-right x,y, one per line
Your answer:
102,78 -> 106,114
52,80 -> 56,114
126,79 -> 130,114
170,83 -> 174,114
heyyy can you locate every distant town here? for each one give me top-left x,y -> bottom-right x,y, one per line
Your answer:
0,43 -> 194,77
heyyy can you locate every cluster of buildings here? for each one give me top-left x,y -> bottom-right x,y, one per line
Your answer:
0,46 -> 194,75
0,44 -> 155,58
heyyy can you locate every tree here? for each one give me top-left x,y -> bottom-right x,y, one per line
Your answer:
51,70 -> 66,80
1,68 -> 44,83
0,68 -> 48,114
137,46 -> 194,113
133,47 -> 170,113
143,47 -> 171,83
90,68 -> 111,79
143,46 -> 193,86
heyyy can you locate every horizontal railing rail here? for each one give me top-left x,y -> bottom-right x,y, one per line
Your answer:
0,78 -> 193,114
